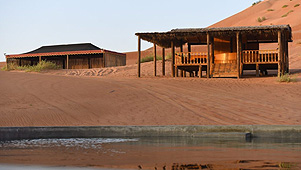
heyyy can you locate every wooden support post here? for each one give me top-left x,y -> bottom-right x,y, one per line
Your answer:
188,43 -> 191,63
88,57 -> 91,69
199,65 -> 202,78
211,37 -> 214,64
281,33 -> 285,75
285,39 -> 289,73
184,71 -> 186,77
171,41 -> 175,77
103,53 -> 106,67
207,33 -> 210,78
256,63 -> 259,77
282,34 -> 287,75
153,43 -> 157,77
162,48 -> 165,76
180,70 -> 183,77
236,32 -> 241,79
66,55 -> 69,69
175,66 -> 178,77
278,31 -> 282,77
39,56 -> 41,63
5,57 -> 8,69
138,36 -> 141,77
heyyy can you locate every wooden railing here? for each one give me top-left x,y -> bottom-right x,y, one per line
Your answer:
175,52 -> 207,65
242,50 -> 278,64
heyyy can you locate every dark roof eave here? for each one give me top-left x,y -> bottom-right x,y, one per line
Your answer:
135,25 -> 293,48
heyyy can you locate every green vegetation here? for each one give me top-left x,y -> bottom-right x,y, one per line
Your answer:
279,162 -> 294,169
257,16 -> 267,22
267,9 -> 274,11
278,73 -> 297,83
294,4 -> 300,7
1,61 -> 60,72
282,5 -> 288,8
252,0 -> 262,6
141,55 -> 157,63
282,10 -> 294,17
140,54 -> 172,63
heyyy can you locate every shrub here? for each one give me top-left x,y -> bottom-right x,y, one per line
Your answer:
267,9 -> 274,11
257,16 -> 267,22
282,5 -> 288,8
278,73 -> 297,83
140,53 -> 173,63
2,61 -> 59,72
1,63 -> 17,71
252,0 -> 262,6
282,10 -> 294,17
141,55 -> 163,63
294,4 -> 300,7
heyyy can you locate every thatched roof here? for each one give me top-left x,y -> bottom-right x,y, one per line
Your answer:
135,25 -> 292,48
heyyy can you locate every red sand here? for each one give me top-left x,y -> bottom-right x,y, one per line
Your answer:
0,66 -> 300,127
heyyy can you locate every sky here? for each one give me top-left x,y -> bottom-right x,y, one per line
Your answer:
0,0 -> 257,62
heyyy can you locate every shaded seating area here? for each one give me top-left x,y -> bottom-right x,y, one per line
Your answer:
136,25 -> 292,78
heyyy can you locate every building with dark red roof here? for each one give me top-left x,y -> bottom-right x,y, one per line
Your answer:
5,43 -> 126,69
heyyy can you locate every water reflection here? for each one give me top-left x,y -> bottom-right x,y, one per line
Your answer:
0,137 -> 300,170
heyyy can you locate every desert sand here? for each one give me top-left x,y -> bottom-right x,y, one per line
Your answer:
0,59 -> 300,127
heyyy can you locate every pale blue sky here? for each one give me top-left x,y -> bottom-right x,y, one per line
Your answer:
0,0 -> 256,61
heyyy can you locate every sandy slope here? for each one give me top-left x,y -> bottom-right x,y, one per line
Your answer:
126,0 -> 301,68
0,67 -> 300,127
0,62 -> 5,68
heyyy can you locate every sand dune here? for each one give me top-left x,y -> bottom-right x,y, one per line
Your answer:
0,66 -> 300,127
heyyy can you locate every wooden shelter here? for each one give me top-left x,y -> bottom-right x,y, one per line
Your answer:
136,25 -> 292,78
6,43 -> 126,69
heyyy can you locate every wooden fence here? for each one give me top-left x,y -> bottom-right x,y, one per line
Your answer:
175,52 -> 207,65
242,50 -> 278,64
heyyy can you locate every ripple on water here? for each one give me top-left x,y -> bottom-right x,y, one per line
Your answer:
0,138 -> 139,149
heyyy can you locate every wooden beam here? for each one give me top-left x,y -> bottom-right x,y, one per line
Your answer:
256,63 -> 259,77
66,55 -> 69,69
171,41 -> 175,77
162,47 -> 165,76
138,36 -> 141,77
5,57 -> 8,69
207,33 -> 210,78
285,39 -> 289,73
211,37 -> 214,63
199,65 -> 202,78
180,45 -> 183,77
278,31 -> 282,77
103,53 -> 106,67
236,32 -> 241,79
188,43 -> 191,63
180,70 -> 184,77
153,43 -> 157,77
88,57 -> 91,69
